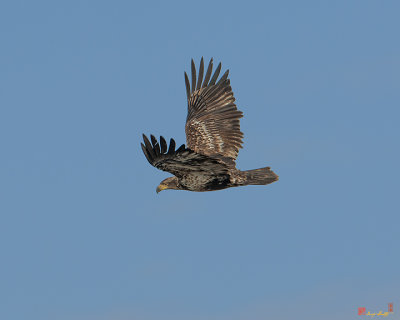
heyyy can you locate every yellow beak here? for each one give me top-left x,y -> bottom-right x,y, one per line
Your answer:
156,184 -> 168,193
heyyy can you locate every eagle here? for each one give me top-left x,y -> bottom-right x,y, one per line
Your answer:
141,58 -> 278,193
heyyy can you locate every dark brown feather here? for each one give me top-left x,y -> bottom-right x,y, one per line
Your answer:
160,136 -> 167,154
150,134 -> 160,156
191,59 -> 196,94
196,57 -> 204,90
143,134 -> 156,160
141,143 -> 152,164
176,144 -> 185,153
167,138 -> 176,154
209,62 -> 221,85
141,135 -> 230,180
202,58 -> 213,88
184,72 -> 190,100
185,59 -> 244,160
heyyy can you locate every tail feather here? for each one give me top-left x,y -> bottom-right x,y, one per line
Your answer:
242,167 -> 279,186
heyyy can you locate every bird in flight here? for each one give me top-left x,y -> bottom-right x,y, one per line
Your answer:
141,58 -> 278,193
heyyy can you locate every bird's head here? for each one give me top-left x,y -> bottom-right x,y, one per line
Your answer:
156,177 -> 180,193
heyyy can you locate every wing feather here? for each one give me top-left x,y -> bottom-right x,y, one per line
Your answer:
202,58 -> 213,88
191,59 -> 196,93
184,72 -> 191,100
150,134 -> 160,156
196,57 -> 204,91
167,138 -> 175,154
209,62 -> 221,85
141,134 -> 230,178
141,143 -> 152,163
185,58 -> 244,160
143,134 -> 156,159
159,136 -> 167,154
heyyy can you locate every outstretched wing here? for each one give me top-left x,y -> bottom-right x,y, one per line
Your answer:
141,134 -> 229,178
184,57 -> 244,161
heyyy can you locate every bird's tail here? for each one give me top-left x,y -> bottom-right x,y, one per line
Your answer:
242,167 -> 279,185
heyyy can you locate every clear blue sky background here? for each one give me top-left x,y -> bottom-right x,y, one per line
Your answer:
1,1 -> 399,319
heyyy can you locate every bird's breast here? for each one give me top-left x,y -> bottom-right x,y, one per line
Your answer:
179,173 -> 231,192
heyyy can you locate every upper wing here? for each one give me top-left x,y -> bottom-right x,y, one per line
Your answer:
141,134 -> 230,178
184,57 -> 244,161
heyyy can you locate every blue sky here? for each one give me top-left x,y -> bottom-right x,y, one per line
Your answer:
1,1 -> 399,319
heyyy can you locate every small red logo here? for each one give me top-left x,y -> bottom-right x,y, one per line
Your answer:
358,307 -> 366,315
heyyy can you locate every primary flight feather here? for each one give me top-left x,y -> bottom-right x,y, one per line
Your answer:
141,57 -> 278,193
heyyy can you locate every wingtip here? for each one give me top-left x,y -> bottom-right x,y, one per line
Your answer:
167,138 -> 176,154
159,135 -> 167,153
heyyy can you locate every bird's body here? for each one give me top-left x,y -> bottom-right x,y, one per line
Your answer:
141,58 -> 278,193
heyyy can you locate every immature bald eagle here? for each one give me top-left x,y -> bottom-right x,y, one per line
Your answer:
141,58 -> 278,193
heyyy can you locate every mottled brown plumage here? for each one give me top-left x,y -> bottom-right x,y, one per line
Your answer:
141,58 -> 278,192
